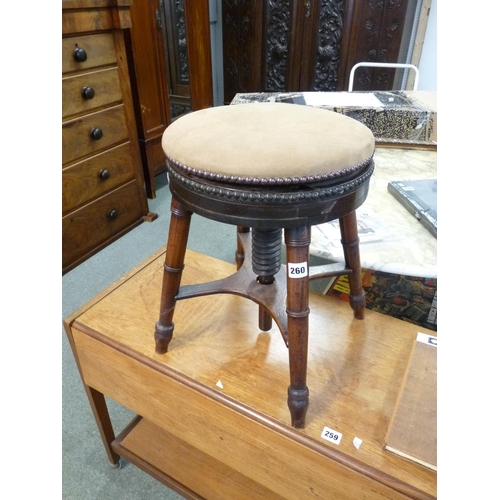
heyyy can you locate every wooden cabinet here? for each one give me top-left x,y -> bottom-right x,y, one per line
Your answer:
222,0 -> 414,103
126,0 -> 172,199
62,0 -> 156,275
126,0 -> 213,199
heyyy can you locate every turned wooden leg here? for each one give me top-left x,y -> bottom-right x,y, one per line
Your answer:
253,228 -> 282,332
235,226 -> 249,270
339,211 -> 366,320
284,226 -> 310,428
155,198 -> 192,353
236,226 -> 274,330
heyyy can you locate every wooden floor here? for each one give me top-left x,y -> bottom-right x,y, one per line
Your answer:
65,248 -> 437,500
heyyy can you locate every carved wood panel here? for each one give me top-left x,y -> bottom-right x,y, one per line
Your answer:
222,0 -> 264,102
161,0 -> 192,118
337,0 -> 411,90
222,0 -> 413,102
159,0 -> 213,116
312,0 -> 345,91
263,1 -> 291,92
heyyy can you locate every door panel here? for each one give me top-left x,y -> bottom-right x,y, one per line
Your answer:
222,0 -> 415,102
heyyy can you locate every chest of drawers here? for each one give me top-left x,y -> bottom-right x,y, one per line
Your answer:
62,0 -> 156,274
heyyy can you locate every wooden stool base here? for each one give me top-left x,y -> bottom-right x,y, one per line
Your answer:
155,200 -> 366,428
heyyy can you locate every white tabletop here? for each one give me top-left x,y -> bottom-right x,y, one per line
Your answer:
311,147 -> 437,278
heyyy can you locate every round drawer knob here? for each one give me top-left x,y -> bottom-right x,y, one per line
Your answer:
98,169 -> 111,180
107,209 -> 118,220
82,86 -> 95,100
90,127 -> 103,140
73,47 -> 87,62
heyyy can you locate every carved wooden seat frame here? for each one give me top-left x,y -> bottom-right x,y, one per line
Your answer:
155,154 -> 375,428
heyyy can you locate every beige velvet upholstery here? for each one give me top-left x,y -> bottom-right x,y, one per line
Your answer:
162,103 -> 375,182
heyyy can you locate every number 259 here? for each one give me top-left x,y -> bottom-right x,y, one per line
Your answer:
324,430 -> 338,441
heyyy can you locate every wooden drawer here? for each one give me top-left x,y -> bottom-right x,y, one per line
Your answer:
62,104 -> 128,165
62,33 -> 116,74
62,143 -> 136,215
62,180 -> 144,270
62,67 -> 122,119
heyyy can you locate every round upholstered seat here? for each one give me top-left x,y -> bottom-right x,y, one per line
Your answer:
162,103 -> 375,228
162,102 -> 374,185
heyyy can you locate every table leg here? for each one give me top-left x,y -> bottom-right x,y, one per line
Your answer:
84,385 -> 121,467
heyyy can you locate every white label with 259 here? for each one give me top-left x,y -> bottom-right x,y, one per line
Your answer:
321,426 -> 343,445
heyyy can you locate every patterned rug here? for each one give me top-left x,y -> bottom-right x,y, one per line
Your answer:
325,269 -> 437,332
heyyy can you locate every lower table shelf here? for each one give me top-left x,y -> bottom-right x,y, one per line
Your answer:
64,247 -> 437,500
113,415 -> 286,500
